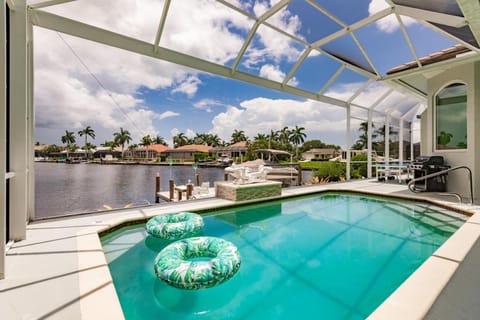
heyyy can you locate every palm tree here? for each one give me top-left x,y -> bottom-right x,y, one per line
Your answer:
279,126 -> 291,145
113,127 -> 132,158
140,134 -> 153,159
153,135 -> 168,146
231,129 -> 247,144
268,129 -> 279,149
207,134 -> 222,147
254,133 -> 268,142
101,140 -> 118,150
173,132 -> 188,148
61,130 -> 76,159
78,126 -> 95,160
352,122 -> 377,150
289,125 -> 307,158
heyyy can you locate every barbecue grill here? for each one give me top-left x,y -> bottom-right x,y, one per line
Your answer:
409,156 -> 449,191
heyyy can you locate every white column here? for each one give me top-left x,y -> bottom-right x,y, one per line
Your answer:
1,0 -> 7,279
410,122 -> 414,161
27,21 -> 35,221
346,105 -> 351,180
385,116 -> 390,165
367,110 -> 373,178
399,119 -> 404,164
9,0 -> 28,240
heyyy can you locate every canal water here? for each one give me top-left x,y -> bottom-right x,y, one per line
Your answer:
35,163 -> 313,219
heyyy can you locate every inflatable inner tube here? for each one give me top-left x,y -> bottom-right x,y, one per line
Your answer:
154,236 -> 241,290
146,212 -> 204,240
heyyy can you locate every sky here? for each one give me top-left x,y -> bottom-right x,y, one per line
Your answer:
32,0 -> 456,148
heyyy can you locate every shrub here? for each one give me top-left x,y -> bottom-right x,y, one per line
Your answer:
313,161 -> 346,181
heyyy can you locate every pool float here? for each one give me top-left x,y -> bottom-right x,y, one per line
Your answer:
154,236 -> 241,290
146,212 -> 204,239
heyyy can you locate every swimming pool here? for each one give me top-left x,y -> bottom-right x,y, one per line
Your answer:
102,193 -> 466,319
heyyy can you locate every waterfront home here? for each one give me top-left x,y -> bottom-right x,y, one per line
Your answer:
128,144 -> 170,160
211,141 -> 249,161
301,148 -> 341,161
93,146 -> 123,160
163,144 -> 212,163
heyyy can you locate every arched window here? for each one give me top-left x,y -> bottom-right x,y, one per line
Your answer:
435,83 -> 467,150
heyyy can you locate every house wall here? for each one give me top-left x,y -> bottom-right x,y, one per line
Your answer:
422,62 -> 479,202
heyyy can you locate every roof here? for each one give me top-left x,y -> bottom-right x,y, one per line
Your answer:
387,44 -> 471,75
302,148 -> 339,154
211,141 -> 249,152
136,144 -> 170,153
167,144 -> 212,153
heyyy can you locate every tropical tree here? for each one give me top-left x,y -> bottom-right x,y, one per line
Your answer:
61,130 -> 76,159
127,143 -> 138,159
289,125 -> 307,158
84,142 -> 96,154
140,134 -> 153,159
279,126 -> 291,145
173,132 -> 188,148
113,127 -> 132,158
78,126 -> 96,159
153,135 -> 168,146
231,129 -> 247,144
101,140 -> 118,150
254,133 -> 268,142
352,121 -> 377,150
268,129 -> 279,149
207,134 -> 222,147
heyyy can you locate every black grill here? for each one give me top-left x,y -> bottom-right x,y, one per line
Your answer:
409,156 -> 449,192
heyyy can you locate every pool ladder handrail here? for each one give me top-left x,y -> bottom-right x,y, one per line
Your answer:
407,165 -> 474,205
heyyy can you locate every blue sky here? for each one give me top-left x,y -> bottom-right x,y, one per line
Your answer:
33,0 -> 455,148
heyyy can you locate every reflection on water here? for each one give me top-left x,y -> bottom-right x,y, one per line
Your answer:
35,163 -> 312,219
34,163 -> 225,218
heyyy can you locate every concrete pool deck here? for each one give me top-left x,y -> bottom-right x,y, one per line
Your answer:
1,179 -> 480,319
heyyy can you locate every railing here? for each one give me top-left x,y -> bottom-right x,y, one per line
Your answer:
407,166 -> 474,205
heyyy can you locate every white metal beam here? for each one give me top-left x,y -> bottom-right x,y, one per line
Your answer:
346,105 -> 351,180
231,23 -> 259,73
367,110 -> 373,178
1,0 -> 7,279
419,20 -> 480,53
347,78 -> 374,104
306,0 -> 346,28
283,47 -> 311,85
318,64 -> 345,95
457,0 -> 480,47
231,0 -> 291,73
29,9 -> 348,108
153,0 -> 171,53
9,0 -> 28,240
395,5 -> 467,28
396,14 -> 421,67
369,88 -> 394,110
29,0 -> 78,9
312,8 -> 393,48
350,33 -> 380,76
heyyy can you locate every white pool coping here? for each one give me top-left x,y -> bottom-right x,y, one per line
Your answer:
1,179 -> 479,319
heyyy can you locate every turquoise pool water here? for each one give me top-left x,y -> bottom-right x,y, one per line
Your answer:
102,193 -> 465,319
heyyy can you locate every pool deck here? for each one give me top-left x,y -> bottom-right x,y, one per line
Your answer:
1,179 -> 480,319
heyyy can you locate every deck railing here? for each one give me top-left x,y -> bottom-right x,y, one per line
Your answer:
407,166 -> 474,205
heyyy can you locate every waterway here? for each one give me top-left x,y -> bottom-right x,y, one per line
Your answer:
35,162 -> 313,219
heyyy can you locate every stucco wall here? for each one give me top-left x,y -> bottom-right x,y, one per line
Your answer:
422,62 -> 478,202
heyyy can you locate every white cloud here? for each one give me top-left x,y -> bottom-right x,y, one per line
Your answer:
171,75 -> 202,97
259,64 -> 298,86
34,0 -> 258,144
193,99 -> 224,113
369,0 -> 416,33
156,111 -> 180,120
210,98 -> 348,146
